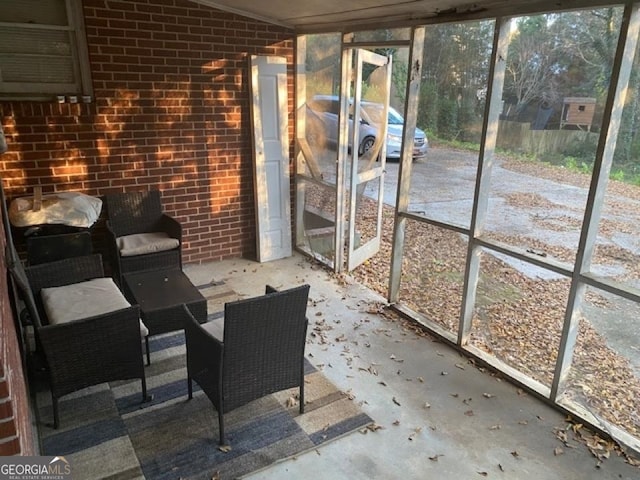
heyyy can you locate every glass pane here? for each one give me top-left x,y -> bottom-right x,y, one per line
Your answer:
0,0 -> 68,26
298,33 -> 342,266
0,54 -> 74,84
486,8 -> 623,262
590,27 -> 640,292
398,220 -> 468,336
354,177 -> 380,247
0,27 -> 70,56
469,248 -> 570,388
350,203 -> 394,295
560,286 -> 640,445
299,178 -> 337,265
300,33 -> 342,179
405,20 -> 495,230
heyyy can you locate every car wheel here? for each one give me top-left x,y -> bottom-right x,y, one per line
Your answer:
359,136 -> 375,155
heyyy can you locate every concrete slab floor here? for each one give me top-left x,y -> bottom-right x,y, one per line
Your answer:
184,253 -> 639,480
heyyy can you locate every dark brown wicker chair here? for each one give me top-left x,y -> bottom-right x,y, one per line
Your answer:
6,250 -> 148,429
104,190 -> 181,285
184,284 -> 310,445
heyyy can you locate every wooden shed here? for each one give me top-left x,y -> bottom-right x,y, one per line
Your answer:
560,97 -> 596,130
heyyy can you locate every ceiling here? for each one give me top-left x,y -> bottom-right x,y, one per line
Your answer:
192,0 -> 619,33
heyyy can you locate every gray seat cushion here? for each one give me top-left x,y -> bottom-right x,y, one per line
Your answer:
116,232 -> 179,257
41,277 -> 149,337
201,317 -> 224,341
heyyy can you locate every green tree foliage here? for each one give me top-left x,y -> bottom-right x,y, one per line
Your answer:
419,21 -> 494,141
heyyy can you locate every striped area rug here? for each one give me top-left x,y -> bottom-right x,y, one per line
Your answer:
37,281 -> 372,479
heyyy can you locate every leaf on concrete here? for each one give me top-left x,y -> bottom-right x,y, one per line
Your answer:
360,423 -> 384,434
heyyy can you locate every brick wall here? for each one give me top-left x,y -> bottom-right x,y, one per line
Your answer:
0,0 -> 295,264
0,214 -> 36,455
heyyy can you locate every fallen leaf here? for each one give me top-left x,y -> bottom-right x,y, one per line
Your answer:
483,393 -> 495,399
429,454 -> 443,461
393,420 -> 400,426
477,472 -> 488,476
392,397 -> 401,406
424,402 -> 431,409
464,410 -> 474,416
490,424 -> 501,430
360,423 -> 384,434
455,363 -> 466,370
441,371 -> 448,376
218,445 -> 232,453
511,451 -> 519,458
554,447 -> 564,456
498,463 -> 505,472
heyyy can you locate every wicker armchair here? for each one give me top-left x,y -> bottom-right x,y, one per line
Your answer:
184,284 -> 310,445
6,251 -> 148,429
104,190 -> 181,285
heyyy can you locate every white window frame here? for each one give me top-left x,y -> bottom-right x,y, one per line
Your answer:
0,0 -> 92,101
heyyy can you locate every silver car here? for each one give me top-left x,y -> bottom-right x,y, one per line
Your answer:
306,95 -> 377,155
306,95 -> 428,160
360,102 -> 429,160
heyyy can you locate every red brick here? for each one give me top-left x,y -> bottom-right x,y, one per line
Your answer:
0,399 -> 13,420
0,437 -> 20,456
3,0 -> 293,266
0,418 -> 17,438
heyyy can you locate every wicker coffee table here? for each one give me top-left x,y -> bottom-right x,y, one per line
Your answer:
123,268 -> 207,365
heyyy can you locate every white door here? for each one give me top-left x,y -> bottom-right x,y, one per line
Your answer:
249,55 -> 292,262
344,49 -> 392,271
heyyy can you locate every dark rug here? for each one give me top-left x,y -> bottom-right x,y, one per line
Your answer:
37,281 -> 372,479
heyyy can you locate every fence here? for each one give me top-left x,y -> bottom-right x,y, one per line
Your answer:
497,120 -> 598,157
